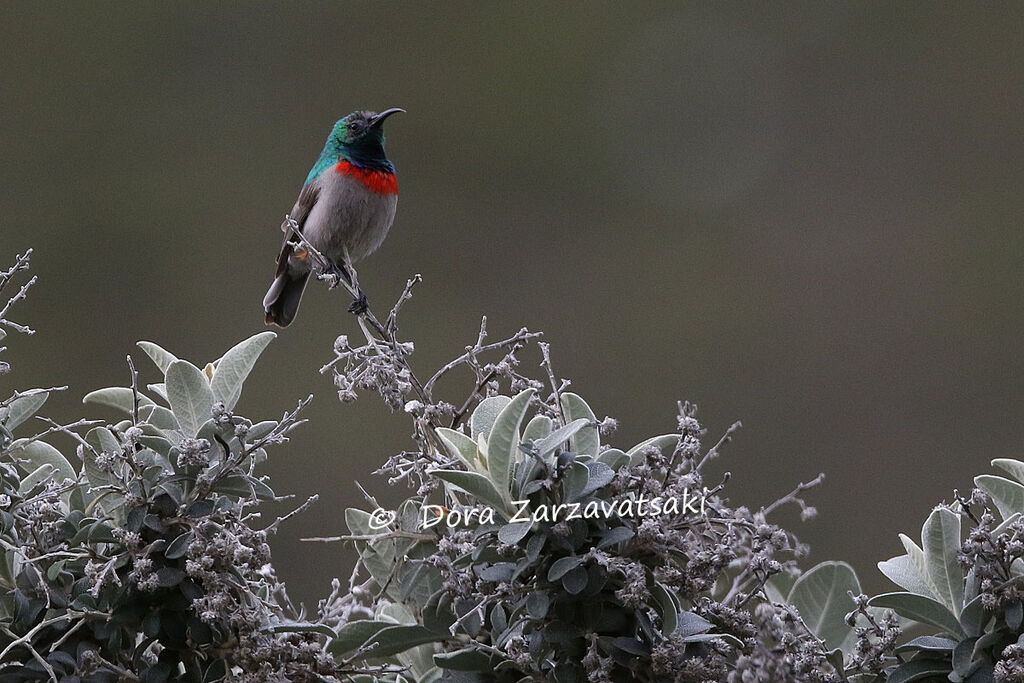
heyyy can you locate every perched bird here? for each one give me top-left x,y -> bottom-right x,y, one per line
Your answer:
263,108 -> 404,327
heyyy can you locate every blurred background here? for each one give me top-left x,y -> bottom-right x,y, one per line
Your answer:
3,3 -> 1023,604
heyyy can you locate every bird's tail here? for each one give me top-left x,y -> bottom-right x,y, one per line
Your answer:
263,271 -> 310,328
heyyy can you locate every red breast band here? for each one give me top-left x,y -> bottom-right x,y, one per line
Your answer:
334,160 -> 398,195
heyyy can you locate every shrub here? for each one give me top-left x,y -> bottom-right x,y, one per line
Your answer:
0,251 -> 359,681
15,247 -> 994,682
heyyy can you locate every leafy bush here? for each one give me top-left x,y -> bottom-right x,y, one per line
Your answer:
338,388 -> 851,682
0,251 -> 358,681
317,291 -> 869,681
854,462 -> 1024,682
14,245 -> 1023,682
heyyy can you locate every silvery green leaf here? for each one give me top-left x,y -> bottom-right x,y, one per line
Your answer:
83,427 -> 124,512
498,522 -> 532,544
952,638 -> 981,679
4,391 -> 48,431
489,604 -> 507,634
787,561 -> 860,651
868,592 -> 964,637
993,458 -> 1024,485
486,389 -> 535,501
359,624 -> 447,659
899,533 -> 941,599
436,427 -> 482,471
994,512 -> 1022,536
561,462 -> 589,502
398,499 -> 423,534
83,387 -> 155,414
479,563 -> 515,583
361,547 -> 396,590
597,525 -> 634,549
651,582 -> 681,635
165,360 -> 215,438
513,455 -> 540,499
922,507 -> 965,616
597,448 -> 629,470
878,554 -> 937,599
432,470 -> 511,515
246,421 -> 278,443
526,591 -> 550,618
345,508 -> 375,535
328,620 -> 392,657
145,384 -> 167,405
470,395 -> 511,441
397,562 -> 442,607
886,659 -> 954,683
9,439 -> 76,484
137,341 -> 179,374
379,601 -> 416,625
559,392 -> 599,456
210,331 -> 276,410
213,474 -> 275,501
85,426 -> 121,458
823,649 -> 846,678
960,593 -> 990,637
893,636 -> 958,654
562,565 -> 588,594
533,418 -> 591,460
579,462 -> 614,497
627,434 -> 679,466
975,474 -> 1024,520
522,415 -> 552,444
432,647 -> 491,672
138,404 -> 180,433
19,464 -> 56,494
397,641 -> 438,681
547,556 -> 583,581
1008,601 -> 1024,630
165,531 -> 193,559
674,610 -> 713,638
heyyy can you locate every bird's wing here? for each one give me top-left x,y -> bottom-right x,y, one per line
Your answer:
273,181 -> 321,277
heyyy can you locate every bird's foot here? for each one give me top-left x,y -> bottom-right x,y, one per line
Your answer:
348,290 -> 369,315
321,258 -> 353,290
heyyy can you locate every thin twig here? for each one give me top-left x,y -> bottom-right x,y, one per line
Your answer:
0,386 -> 67,408
762,473 -> 826,516
265,494 -> 318,534
385,274 -> 422,335
126,355 -> 140,427
539,342 -> 566,427
424,326 -> 541,397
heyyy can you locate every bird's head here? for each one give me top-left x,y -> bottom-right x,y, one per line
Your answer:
331,108 -> 404,150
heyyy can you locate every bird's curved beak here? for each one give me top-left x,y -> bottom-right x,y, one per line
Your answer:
370,108 -> 405,127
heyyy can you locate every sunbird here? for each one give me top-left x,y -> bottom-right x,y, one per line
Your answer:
263,108 -> 404,327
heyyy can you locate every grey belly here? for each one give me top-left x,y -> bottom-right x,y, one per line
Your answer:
302,176 -> 398,265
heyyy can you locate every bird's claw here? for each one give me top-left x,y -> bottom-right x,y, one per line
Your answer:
348,290 -> 369,315
322,270 -> 342,289
321,259 -> 350,290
